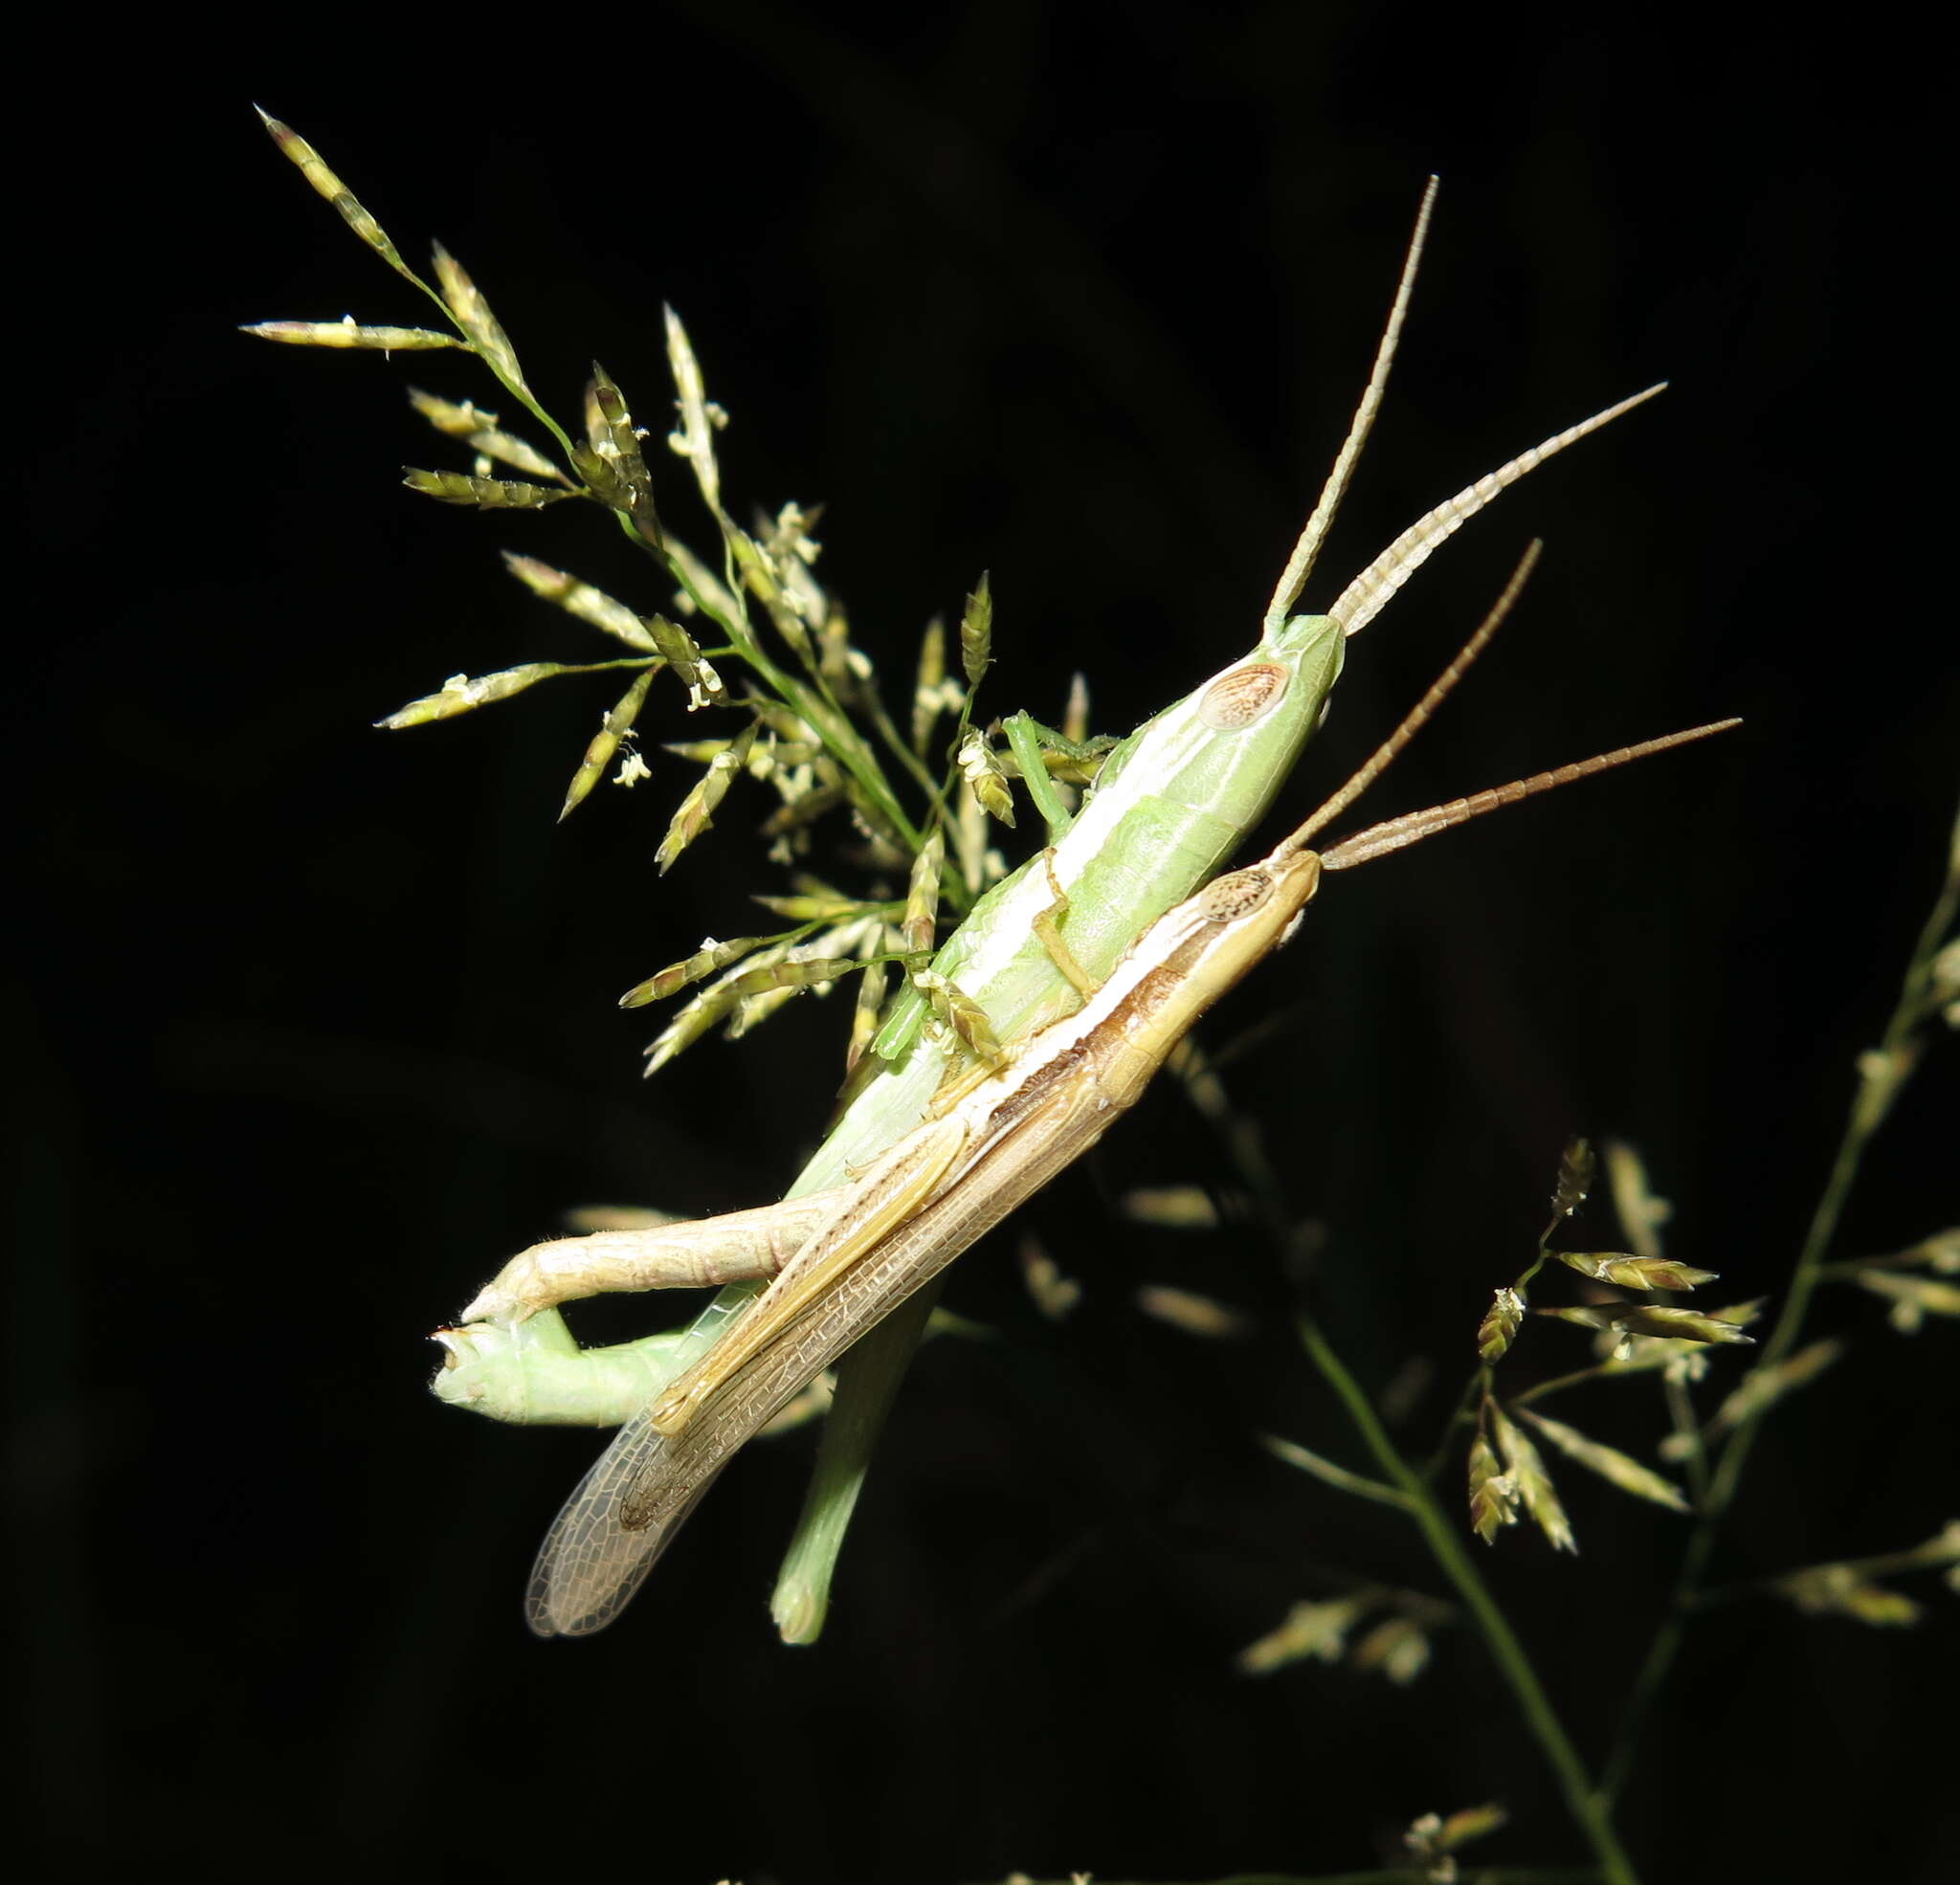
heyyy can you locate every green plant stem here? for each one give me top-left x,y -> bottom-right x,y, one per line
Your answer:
1294,1312 -> 1640,1885
1598,805 -> 1958,1807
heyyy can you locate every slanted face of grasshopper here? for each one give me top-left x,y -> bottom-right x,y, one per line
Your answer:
429,184 -> 1718,1641
479,539 -> 1736,1637
436,182 -> 1665,1434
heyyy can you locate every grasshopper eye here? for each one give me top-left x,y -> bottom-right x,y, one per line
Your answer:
1197,662 -> 1289,729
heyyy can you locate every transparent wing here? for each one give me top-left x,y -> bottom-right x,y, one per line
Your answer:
523,1408 -> 723,1637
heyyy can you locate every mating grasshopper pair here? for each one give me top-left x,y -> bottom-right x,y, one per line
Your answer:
432,181 -> 1733,1638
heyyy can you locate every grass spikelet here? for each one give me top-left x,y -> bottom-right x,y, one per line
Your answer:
1853,1268 -> 1960,1332
901,828 -> 946,961
501,554 -> 657,652
1554,1251 -> 1719,1292
654,721 -> 758,869
1018,1237 -> 1081,1320
751,887 -> 894,923
560,666 -> 657,822
638,948 -> 870,1076
1478,1285 -> 1526,1364
845,949 -> 893,1079
1515,1408 -> 1691,1514
1467,1429 -> 1518,1544
1701,1337 -> 1843,1435
1350,1614 -> 1431,1684
957,572 -> 992,690
911,615 -> 952,757
957,728 -> 1015,827
1539,1301 -> 1755,1354
1490,1402 -> 1575,1553
408,389 -> 563,480
759,783 -> 847,842
584,363 -> 661,548
910,968 -> 1002,1063
642,613 -> 726,708
729,528 -> 814,666
1062,670 -> 1090,745
1235,1596 -> 1368,1674
1134,1284 -> 1247,1339
662,305 -> 724,513
619,936 -> 771,1009
431,242 -> 527,394
1550,1135 -> 1595,1218
376,660 -> 641,729
255,107 -> 421,287
1774,1564 -> 1923,1627
243,320 -> 462,351
1604,1137 -> 1674,1261
403,467 -> 575,510
1118,1186 -> 1222,1229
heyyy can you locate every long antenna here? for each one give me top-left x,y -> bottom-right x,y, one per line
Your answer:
1327,382 -> 1665,640
1287,540 -> 1541,853
1262,176 -> 1437,633
1317,720 -> 1742,873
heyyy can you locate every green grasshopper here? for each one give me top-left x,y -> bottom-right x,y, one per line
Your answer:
431,181 -> 1673,1631
478,546 -> 1735,1636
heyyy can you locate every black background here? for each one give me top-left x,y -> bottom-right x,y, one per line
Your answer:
12,11 -> 1954,1883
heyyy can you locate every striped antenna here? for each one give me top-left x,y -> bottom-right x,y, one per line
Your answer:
1317,721 -> 1743,874
1288,539 -> 1542,853
1327,382 -> 1665,640
1262,176 -> 1437,633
